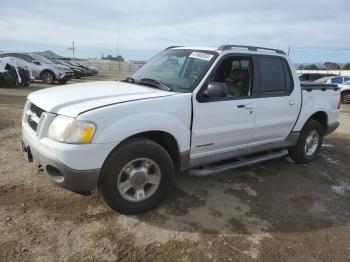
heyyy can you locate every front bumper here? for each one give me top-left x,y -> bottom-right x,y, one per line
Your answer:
22,102 -> 117,193
57,71 -> 74,80
22,139 -> 100,192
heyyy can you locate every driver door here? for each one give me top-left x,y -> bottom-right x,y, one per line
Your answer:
191,55 -> 257,159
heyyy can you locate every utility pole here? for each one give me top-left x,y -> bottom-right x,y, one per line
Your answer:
287,45 -> 291,56
67,41 -> 76,59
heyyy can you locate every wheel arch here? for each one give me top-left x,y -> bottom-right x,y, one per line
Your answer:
305,111 -> 328,132
102,130 -> 182,171
98,130 -> 182,187
40,69 -> 56,80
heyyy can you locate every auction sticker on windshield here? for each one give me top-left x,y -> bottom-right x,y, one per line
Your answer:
189,52 -> 214,61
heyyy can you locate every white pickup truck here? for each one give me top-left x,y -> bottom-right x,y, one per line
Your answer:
22,45 -> 340,213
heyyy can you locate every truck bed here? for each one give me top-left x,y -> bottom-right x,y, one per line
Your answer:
300,82 -> 339,92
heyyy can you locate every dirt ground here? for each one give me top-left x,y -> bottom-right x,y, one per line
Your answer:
1,73 -> 350,262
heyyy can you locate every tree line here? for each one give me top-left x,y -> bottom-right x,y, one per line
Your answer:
100,53 -> 125,62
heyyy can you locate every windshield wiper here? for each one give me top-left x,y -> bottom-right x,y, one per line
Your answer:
120,77 -> 135,83
136,78 -> 172,91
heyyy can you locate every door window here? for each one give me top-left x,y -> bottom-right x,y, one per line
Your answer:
20,54 -> 34,63
257,57 -> 293,96
210,57 -> 253,98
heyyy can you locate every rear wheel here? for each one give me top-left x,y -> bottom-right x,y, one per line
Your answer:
100,138 -> 174,214
289,120 -> 323,163
41,71 -> 55,84
341,91 -> 350,104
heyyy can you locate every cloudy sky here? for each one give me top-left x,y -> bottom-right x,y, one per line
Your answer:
1,0 -> 349,63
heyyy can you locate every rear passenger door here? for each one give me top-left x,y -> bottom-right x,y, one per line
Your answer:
249,55 -> 301,146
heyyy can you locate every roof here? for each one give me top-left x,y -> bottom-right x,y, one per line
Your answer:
169,45 -> 287,56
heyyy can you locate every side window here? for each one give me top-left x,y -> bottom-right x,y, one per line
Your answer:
258,57 -> 293,95
309,75 -> 319,81
8,53 -> 19,59
20,54 -> 34,63
211,57 -> 252,98
299,74 -> 308,81
282,59 -> 294,93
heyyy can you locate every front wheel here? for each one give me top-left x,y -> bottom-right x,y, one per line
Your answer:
100,138 -> 174,214
41,71 -> 55,84
289,120 -> 323,163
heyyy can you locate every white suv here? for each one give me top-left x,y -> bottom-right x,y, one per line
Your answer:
22,45 -> 340,213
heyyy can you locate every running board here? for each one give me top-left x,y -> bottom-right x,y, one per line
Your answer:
188,149 -> 289,176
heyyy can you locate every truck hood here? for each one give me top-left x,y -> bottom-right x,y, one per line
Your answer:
28,81 -> 174,117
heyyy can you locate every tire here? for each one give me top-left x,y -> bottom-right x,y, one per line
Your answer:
41,71 -> 55,84
58,79 -> 68,84
289,120 -> 324,163
341,91 -> 350,104
100,138 -> 175,214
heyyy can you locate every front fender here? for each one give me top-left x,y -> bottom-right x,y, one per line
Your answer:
77,94 -> 192,152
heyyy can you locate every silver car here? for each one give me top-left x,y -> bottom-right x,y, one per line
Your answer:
0,52 -> 74,84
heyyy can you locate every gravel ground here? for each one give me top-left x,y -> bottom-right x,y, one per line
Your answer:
1,74 -> 350,261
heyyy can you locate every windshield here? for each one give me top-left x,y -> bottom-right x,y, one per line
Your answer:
30,54 -> 54,64
54,60 -> 71,67
66,60 -> 81,66
131,49 -> 216,92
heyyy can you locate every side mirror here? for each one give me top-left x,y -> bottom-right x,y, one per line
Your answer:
32,60 -> 40,65
204,82 -> 228,98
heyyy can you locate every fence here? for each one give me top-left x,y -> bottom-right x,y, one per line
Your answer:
78,61 -> 350,76
297,70 -> 350,76
79,60 -> 144,73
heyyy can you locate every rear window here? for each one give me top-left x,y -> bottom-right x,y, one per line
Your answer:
258,57 -> 293,95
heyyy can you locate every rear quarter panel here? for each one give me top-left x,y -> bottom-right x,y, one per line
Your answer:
293,89 -> 340,131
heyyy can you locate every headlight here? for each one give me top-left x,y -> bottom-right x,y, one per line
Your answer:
48,115 -> 96,144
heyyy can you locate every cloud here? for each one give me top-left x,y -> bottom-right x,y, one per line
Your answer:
0,0 -> 349,52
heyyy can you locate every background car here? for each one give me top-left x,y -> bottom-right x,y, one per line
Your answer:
0,52 -> 74,84
0,57 -> 33,87
338,80 -> 350,104
314,76 -> 350,85
299,73 -> 336,82
52,59 -> 87,78
62,59 -> 98,76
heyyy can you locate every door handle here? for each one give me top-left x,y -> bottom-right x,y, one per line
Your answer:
237,104 -> 253,109
289,100 -> 296,105
245,104 -> 253,110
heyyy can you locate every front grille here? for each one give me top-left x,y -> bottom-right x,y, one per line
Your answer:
30,103 -> 44,118
27,102 -> 45,132
28,116 -> 38,131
